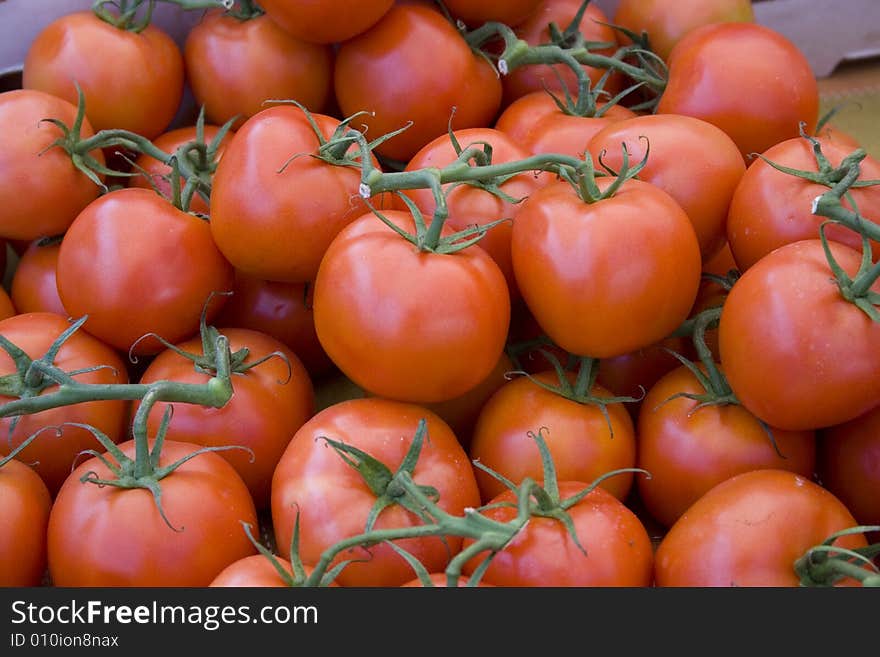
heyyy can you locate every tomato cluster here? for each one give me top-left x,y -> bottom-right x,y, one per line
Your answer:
1,0 -> 878,589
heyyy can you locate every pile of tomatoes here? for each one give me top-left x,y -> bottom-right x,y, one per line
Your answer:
1,0 -> 878,589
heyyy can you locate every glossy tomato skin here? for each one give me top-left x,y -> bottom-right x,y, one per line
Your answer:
334,3 -> 502,162
0,313 -> 129,495
727,137 -> 880,271
818,405 -> 880,529
128,124 -> 232,216
654,469 -> 867,586
637,363 -> 816,528
259,0 -> 393,44
137,328 -> 315,509
0,90 -> 104,241
445,0 -> 541,27
463,481 -> 654,586
502,0 -> 621,108
401,127 -> 551,300
657,23 -> 818,159
56,188 -> 234,355
0,458 -> 52,586
313,210 -> 510,403
23,12 -> 184,139
718,240 -> 880,431
210,106 -> 378,283
512,178 -> 702,359
184,11 -> 333,130
214,271 -> 334,378
469,371 -> 636,503
209,554 -> 305,587
48,440 -> 258,586
586,113 -> 746,261
9,240 -> 66,316
613,0 -> 755,60
271,398 -> 481,587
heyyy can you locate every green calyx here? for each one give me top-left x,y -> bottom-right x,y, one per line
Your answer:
92,0 -> 234,32
794,525 -> 880,587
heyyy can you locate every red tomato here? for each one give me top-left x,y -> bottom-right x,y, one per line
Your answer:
445,0 -> 541,27
587,113 -> 746,260
313,210 -> 510,403
259,0 -> 393,44
654,469 -> 868,586
0,287 -> 14,321
613,0 -> 755,60
495,91 -> 637,159
0,90 -> 104,241
501,0 -> 621,108
718,240 -> 880,431
9,240 -> 66,316
56,188 -> 234,354
469,371 -> 636,503
726,136 -> 880,271
462,481 -> 654,586
637,363 -> 816,528
400,127 -> 550,300
656,22 -> 819,159
23,11 -> 184,139
184,10 -> 333,130
209,105 -> 379,283
0,457 -> 51,586
400,573 -> 496,587
818,405 -> 880,529
271,397 -> 481,587
334,3 -> 502,162
128,124 -> 232,216
0,312 -> 129,495
48,440 -> 257,586
511,178 -> 702,358
138,328 -> 315,509
213,271 -> 334,378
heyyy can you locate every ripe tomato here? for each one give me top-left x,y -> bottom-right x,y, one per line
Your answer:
654,469 -> 868,586
511,177 -> 702,358
0,287 -> 14,321
0,312 -> 129,495
637,363 -> 816,528
56,188 -> 234,355
48,440 -> 258,586
271,397 -> 481,587
613,0 -> 755,60
184,10 -> 333,130
334,3 -> 501,162
462,481 -> 654,586
444,0 -> 542,27
9,240 -> 66,316
400,573 -> 495,587
0,90 -> 104,241
128,124 -> 232,216
138,327 -> 315,509
209,105 -> 378,283
501,0 -> 621,108
209,553 -> 296,587
718,240 -> 880,431
726,136 -> 880,271
0,457 -> 51,586
213,271 -> 334,378
656,22 -> 819,158
495,91 -> 637,159
586,113 -> 746,260
259,0 -> 393,44
469,371 -> 636,503
23,11 -> 184,139
313,210 -> 510,403
818,405 -> 880,529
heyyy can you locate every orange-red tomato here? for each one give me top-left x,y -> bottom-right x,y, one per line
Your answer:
184,10 -> 333,130
207,554 -> 331,588
0,90 -> 104,241
469,371 -> 637,503
259,0 -> 394,44
0,458 -> 52,586
0,287 -> 14,321
656,22 -> 819,159
9,240 -> 66,316
271,398 -> 481,587
637,363 -> 816,528
400,573 -> 496,587
23,12 -> 184,139
654,469 -> 868,586
48,440 -> 258,586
